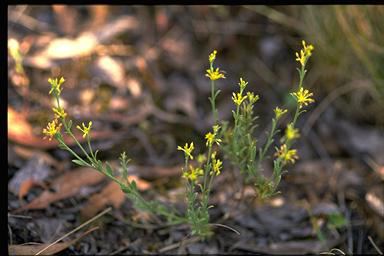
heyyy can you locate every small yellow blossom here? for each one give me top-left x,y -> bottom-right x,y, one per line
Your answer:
205,132 -> 214,146
291,87 -> 315,109
232,92 -> 247,106
211,158 -> 222,176
205,131 -> 222,147
206,68 -> 226,80
209,50 -> 217,63
238,78 -> 248,90
177,142 -> 194,159
274,107 -> 288,120
285,123 -> 300,140
275,144 -> 299,164
197,154 -> 207,164
48,77 -> 65,96
43,119 -> 62,141
183,165 -> 203,181
295,40 -> 314,67
76,121 -> 92,138
247,92 -> 259,104
52,107 -> 67,119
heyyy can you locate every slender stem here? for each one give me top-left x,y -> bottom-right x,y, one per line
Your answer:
87,135 -> 95,160
56,137 -> 91,167
210,80 -> 218,125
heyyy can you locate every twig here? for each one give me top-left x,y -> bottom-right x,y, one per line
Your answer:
368,236 -> 383,255
35,207 -> 112,255
209,223 -> 240,235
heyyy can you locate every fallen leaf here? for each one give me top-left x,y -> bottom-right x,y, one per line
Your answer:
8,226 -> 98,255
81,176 -> 150,218
15,168 -> 105,212
8,156 -> 51,196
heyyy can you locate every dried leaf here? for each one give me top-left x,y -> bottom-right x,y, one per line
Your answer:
81,176 -> 150,218
80,181 -> 124,218
15,168 -> 105,211
8,156 -> 51,196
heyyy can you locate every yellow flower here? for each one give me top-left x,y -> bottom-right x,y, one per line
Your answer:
232,92 -> 247,106
183,165 -> 203,181
291,87 -> 315,109
211,158 -> 222,176
205,131 -> 222,147
205,132 -> 214,146
274,107 -> 288,120
48,77 -> 65,96
43,119 -> 62,141
285,123 -> 300,140
52,107 -> 67,119
247,92 -> 259,104
275,144 -> 299,164
177,142 -> 194,160
76,121 -> 92,138
206,68 -> 226,80
238,78 -> 248,90
209,50 -> 217,63
295,40 -> 314,67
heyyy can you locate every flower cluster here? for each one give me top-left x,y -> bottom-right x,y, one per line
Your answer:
274,107 -> 288,120
232,92 -> 247,106
247,92 -> 259,105
43,119 -> 62,141
48,77 -> 65,96
206,50 -> 226,81
210,151 -> 222,176
295,40 -> 314,67
52,107 -> 67,119
182,165 -> 204,181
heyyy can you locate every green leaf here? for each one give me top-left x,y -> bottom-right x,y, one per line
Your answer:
130,180 -> 137,190
105,161 -> 113,176
120,184 -> 130,194
72,159 -> 87,166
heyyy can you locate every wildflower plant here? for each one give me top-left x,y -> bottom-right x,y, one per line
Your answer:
43,77 -> 185,227
221,40 -> 315,198
43,41 -> 314,239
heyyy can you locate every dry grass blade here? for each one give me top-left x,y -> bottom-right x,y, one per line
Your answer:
34,207 -> 111,255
